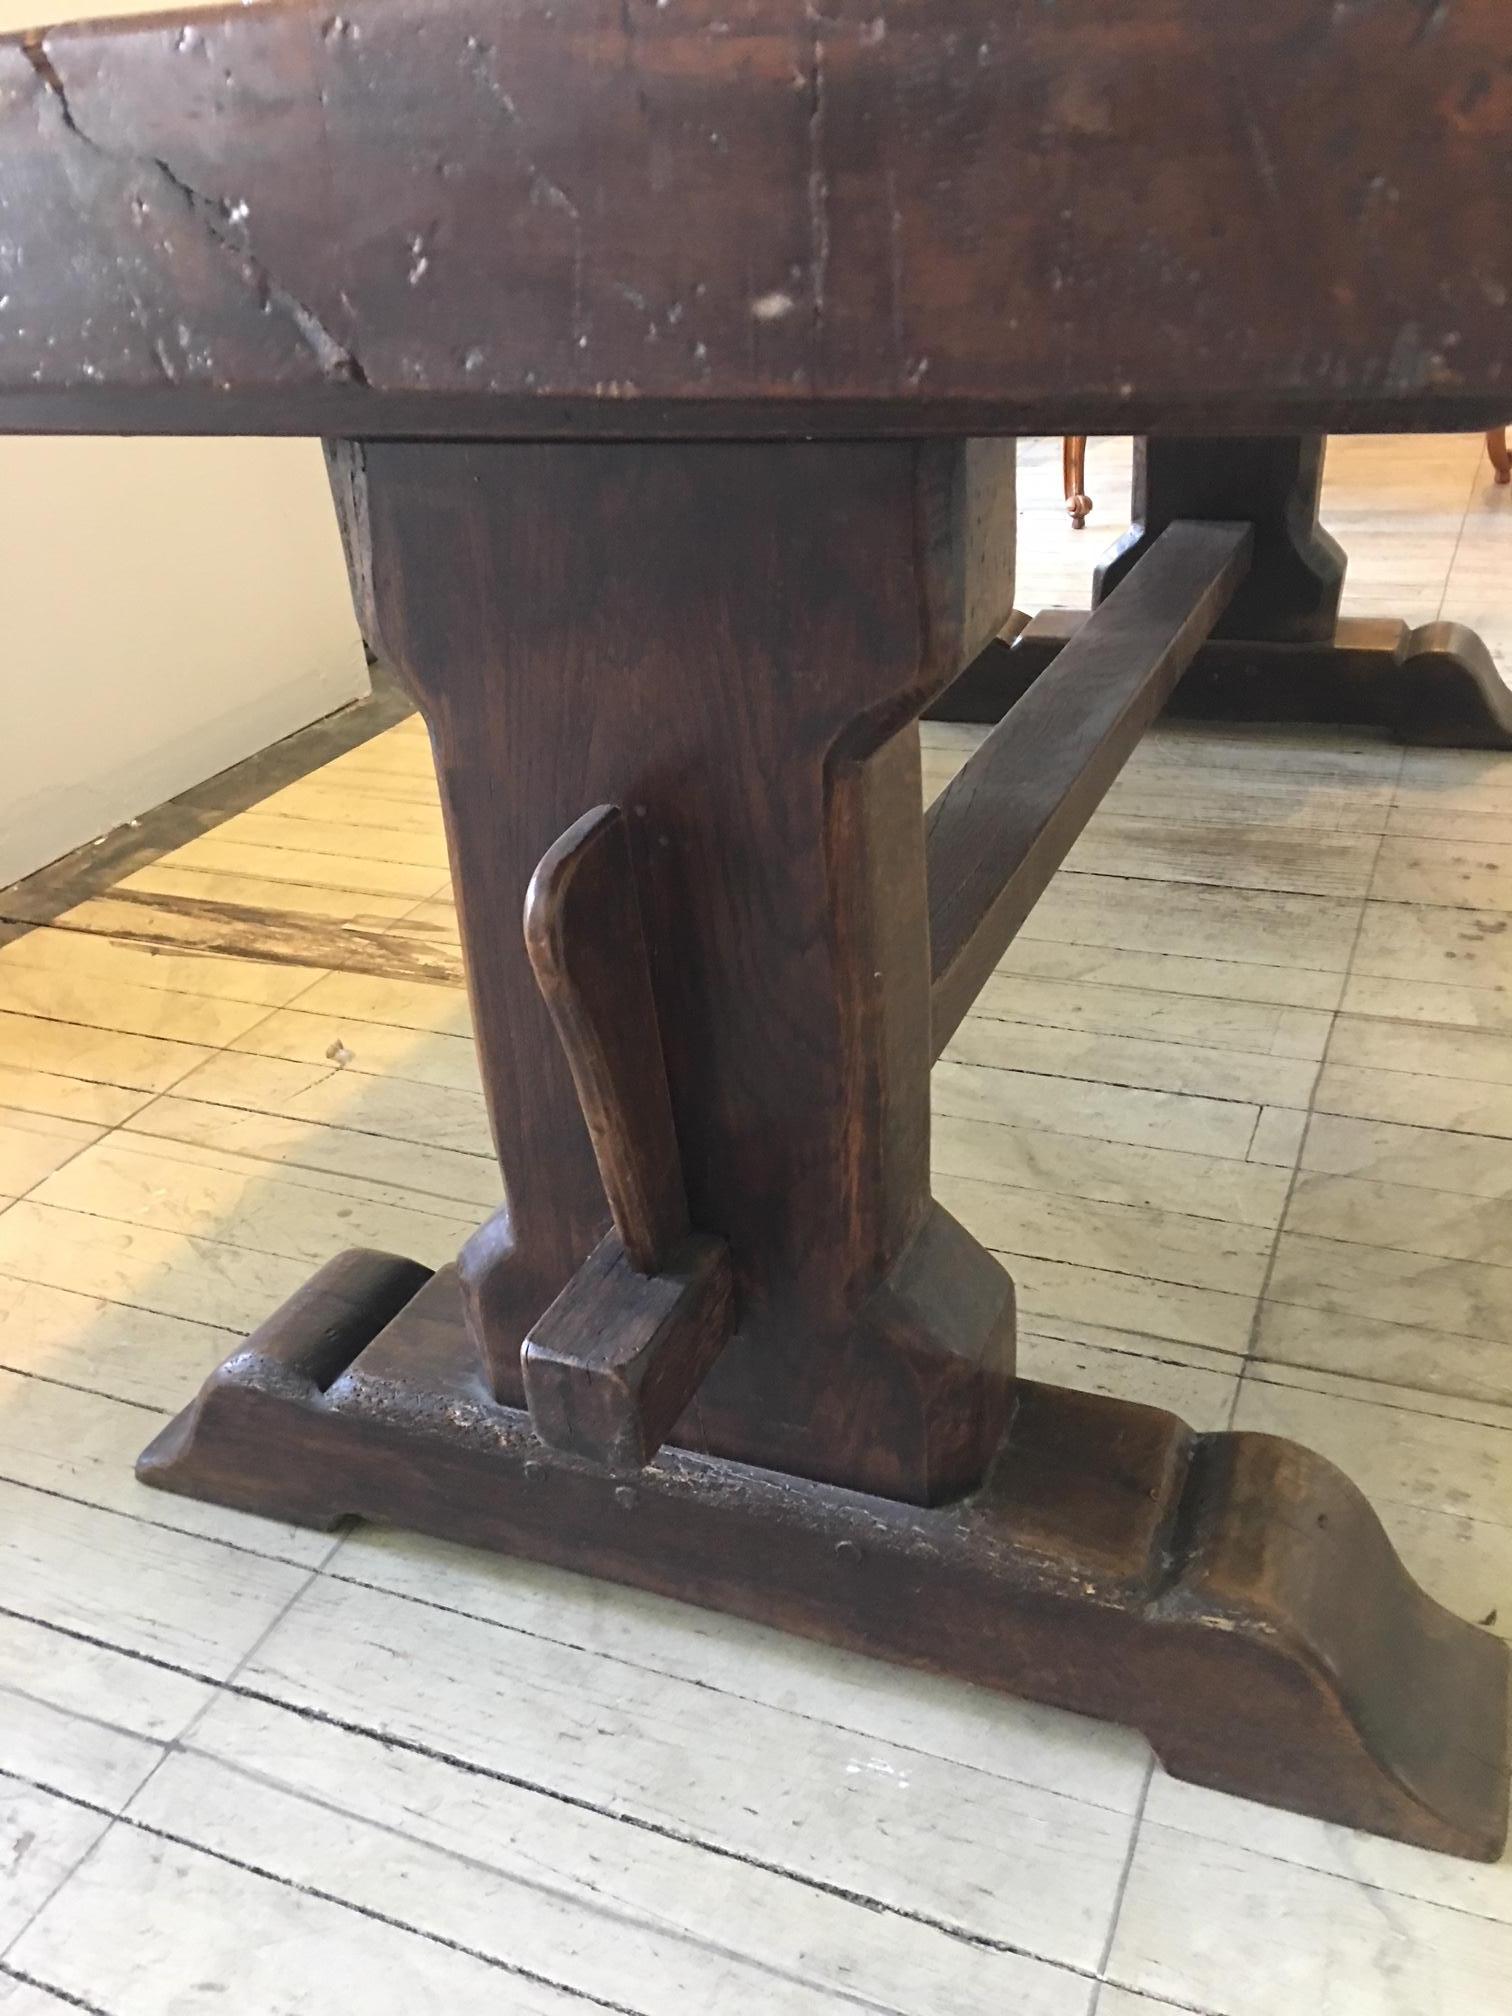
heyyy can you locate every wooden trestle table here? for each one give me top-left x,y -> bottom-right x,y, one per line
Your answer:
3,0 -> 1510,1859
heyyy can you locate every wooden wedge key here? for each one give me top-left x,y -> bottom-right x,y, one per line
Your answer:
520,806 -> 733,1472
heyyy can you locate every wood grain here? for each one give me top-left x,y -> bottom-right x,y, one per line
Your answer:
1096,439 -> 1345,646
928,521 -> 1253,1051
524,805 -> 687,1275
138,1267 -> 1512,1860
10,456 -> 1512,1964
0,0 -> 1509,437
331,435 -> 1017,1503
519,806 -> 735,1467
521,1230 -> 733,1471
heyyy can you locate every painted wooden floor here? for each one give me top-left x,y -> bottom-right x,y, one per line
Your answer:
2,434 -> 1510,2016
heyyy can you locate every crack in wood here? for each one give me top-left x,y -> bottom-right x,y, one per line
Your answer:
19,33 -> 367,386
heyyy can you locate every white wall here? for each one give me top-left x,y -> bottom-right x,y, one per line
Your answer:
0,436 -> 368,885
0,0 -> 369,889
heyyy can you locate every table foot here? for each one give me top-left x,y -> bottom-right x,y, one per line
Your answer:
138,1252 -> 1510,1860
932,612 -> 1512,747
1063,437 -> 1092,529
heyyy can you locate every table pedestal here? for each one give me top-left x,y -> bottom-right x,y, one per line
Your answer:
933,438 -> 1512,744
139,434 -> 1510,1860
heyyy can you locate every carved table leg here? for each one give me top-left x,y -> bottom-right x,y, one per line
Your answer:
932,436 -> 1512,745
141,436 -> 1510,1858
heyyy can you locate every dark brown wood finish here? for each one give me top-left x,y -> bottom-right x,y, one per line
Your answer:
927,520 -> 1253,1054
524,803 -> 688,1275
1096,437 -> 1346,644
6,0 -> 1503,1860
933,437 -> 1512,746
2,0 -> 1512,439
523,1231 -> 734,1472
139,1257 -> 1512,1861
974,610 -> 1512,749
135,430 -> 1512,1851
333,434 -> 1019,1506
519,801 -> 735,1469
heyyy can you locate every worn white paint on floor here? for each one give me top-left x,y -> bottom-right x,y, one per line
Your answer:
1,435 -> 1510,2014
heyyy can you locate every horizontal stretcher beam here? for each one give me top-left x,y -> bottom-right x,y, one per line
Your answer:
926,519 -> 1254,1056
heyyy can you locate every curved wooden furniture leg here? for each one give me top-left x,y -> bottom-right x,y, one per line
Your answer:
1063,434 -> 1092,527
938,435 -> 1512,746
1488,427 -> 1511,484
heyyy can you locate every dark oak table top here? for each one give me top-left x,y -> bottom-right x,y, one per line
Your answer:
0,0 -> 1508,440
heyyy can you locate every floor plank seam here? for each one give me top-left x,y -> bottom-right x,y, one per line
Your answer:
0,1364 -> 170,1413
1092,1751 -> 1156,1991
118,1089 -> 495,1157
0,1002 -> 279,1056
1021,1332 -> 1241,1378
1431,452 -> 1487,626
1,1772 -> 640,2016
121,862 -> 454,906
66,1538 -> 346,1963
1133,1809 -> 1512,1932
152,1744 -> 922,2016
114,1813 -> 645,2016
0,1193 -> 399,1274
0,1789 -> 115,1979
1,1679 -> 195,1763
1,1769 -> 119,1825
0,1600 -> 1118,1979
0,1601 -> 258,1688
19,1167 -> 479,1248
945,1056 -> 1278,1116
1227,754 -> 1405,1430
0,1261 -> 308,1332
1235,1358 -> 1512,1434
0,1961 -> 116,2016
0,1472 -> 332,1571
0,1130 -> 112,1216
1097,1981 -> 1218,2016
308,1556 -> 1141,1819
123,1772 -> 1107,1991
960,1005 -> 1328,1060
50,1129 -> 482,1203
982,1243 -> 1256,1304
